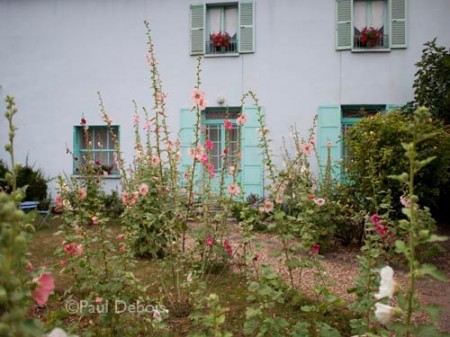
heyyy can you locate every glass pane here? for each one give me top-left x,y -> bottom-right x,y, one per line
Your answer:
225,7 -> 238,37
93,128 -> 108,149
342,105 -> 384,118
208,7 -> 222,33
205,110 -> 240,120
207,125 -> 222,171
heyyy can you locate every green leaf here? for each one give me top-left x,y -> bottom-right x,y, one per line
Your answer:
395,240 -> 407,254
417,264 -> 449,282
426,234 -> 448,243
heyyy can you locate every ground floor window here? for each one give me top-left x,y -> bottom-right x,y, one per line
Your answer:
73,125 -> 119,175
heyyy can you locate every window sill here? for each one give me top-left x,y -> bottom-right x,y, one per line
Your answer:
351,48 -> 391,53
204,53 -> 240,58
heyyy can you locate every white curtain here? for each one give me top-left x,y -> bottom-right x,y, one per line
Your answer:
354,0 -> 385,31
225,7 -> 238,37
209,7 -> 221,34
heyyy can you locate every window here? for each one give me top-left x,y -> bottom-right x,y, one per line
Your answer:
341,105 -> 385,172
73,125 -> 119,175
190,1 -> 255,56
317,104 -> 397,179
336,0 -> 407,51
204,109 -> 240,171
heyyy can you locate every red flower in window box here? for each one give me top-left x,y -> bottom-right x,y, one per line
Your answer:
358,27 -> 382,48
210,32 -> 231,48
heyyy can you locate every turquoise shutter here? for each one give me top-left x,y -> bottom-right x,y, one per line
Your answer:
390,0 -> 407,48
73,126 -> 81,174
336,0 -> 352,50
242,106 -> 263,197
239,0 -> 255,53
317,105 -> 342,178
190,4 -> 205,55
179,108 -> 198,180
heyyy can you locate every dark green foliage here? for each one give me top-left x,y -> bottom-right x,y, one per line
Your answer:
16,165 -> 49,204
345,110 -> 450,217
0,160 -> 10,192
413,38 -> 450,124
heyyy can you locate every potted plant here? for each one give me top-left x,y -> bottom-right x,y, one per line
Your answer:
210,32 -> 231,52
358,27 -> 382,48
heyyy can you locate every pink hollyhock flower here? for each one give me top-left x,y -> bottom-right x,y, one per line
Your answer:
314,198 -> 325,206
228,165 -> 235,175
198,98 -> 207,111
55,195 -> 63,207
205,140 -> 214,150
91,216 -> 99,225
129,192 -> 139,205
151,155 -> 161,167
121,192 -> 129,205
133,113 -> 140,126
139,183 -> 149,196
63,243 -> 83,256
144,120 -> 151,132
117,233 -> 125,241
370,214 -> 381,225
310,243 -> 320,255
236,114 -> 248,126
60,259 -> 68,266
263,199 -> 274,213
301,143 -> 313,156
80,117 -> 87,126
206,237 -> 214,247
32,273 -> 55,307
119,245 -> 126,252
192,89 -> 205,105
400,195 -> 411,208
223,120 -> 233,131
223,240 -> 232,256
78,187 -> 87,200
176,151 -> 182,162
227,183 -> 240,197
95,297 -> 103,304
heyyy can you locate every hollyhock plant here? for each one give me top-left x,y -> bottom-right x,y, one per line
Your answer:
205,140 -> 214,150
223,240 -> 232,256
375,266 -> 396,300
63,243 -> 83,256
91,216 -> 99,225
117,233 -> 125,241
78,187 -> 87,200
227,183 -> 240,197
151,155 -> 161,167
32,273 -> 55,306
139,183 -> 149,196
207,237 -> 214,247
236,113 -> 248,126
301,143 -> 313,156
310,243 -> 320,255
262,199 -> 274,213
223,120 -> 233,131
192,89 -> 205,105
314,198 -> 325,206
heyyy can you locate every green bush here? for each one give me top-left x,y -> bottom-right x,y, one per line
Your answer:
344,110 -> 450,217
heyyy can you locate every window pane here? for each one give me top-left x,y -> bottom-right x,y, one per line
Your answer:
207,125 -> 222,171
93,128 -> 108,149
208,7 -> 222,33
225,7 -> 238,37
205,110 -> 240,120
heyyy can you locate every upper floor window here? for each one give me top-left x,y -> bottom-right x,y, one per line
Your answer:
73,125 -> 119,176
336,0 -> 407,51
190,1 -> 255,56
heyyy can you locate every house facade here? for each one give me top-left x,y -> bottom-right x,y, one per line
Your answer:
1,0 -> 449,198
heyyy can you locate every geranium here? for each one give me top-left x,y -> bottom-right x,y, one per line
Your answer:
210,32 -> 231,48
359,27 -> 382,47
32,273 -> 55,306
227,183 -> 240,196
236,113 -> 248,126
139,183 -> 149,196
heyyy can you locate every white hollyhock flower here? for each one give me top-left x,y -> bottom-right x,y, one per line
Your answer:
374,303 -> 396,324
375,266 -> 395,300
153,308 -> 162,322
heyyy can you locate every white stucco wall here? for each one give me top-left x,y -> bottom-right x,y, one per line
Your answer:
1,0 -> 449,197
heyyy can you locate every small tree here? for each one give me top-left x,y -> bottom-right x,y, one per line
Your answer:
413,38 -> 450,124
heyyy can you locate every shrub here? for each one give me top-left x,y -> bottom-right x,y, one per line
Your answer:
16,164 -> 49,206
344,110 -> 450,217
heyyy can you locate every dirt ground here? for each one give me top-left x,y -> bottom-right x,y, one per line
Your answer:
239,225 -> 450,333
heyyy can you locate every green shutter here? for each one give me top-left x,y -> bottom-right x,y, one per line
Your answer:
190,4 -> 205,55
179,108 -> 198,180
239,0 -> 255,53
336,0 -> 352,50
242,106 -> 263,197
390,0 -> 407,48
317,105 -> 342,178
